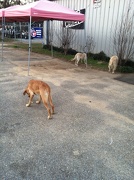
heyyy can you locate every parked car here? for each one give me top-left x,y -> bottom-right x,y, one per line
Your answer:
22,30 -> 33,39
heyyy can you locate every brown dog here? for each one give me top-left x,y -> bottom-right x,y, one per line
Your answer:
23,79 -> 54,119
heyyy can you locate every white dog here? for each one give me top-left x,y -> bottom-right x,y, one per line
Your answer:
71,53 -> 87,67
108,55 -> 119,73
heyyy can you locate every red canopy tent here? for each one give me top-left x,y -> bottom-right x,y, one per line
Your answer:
0,0 -> 85,75
0,6 -> 21,59
1,0 -> 84,22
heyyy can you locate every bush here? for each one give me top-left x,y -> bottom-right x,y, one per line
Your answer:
43,44 -> 51,50
124,60 -> 134,68
88,51 -> 109,62
67,48 -> 78,55
119,66 -> 134,73
43,45 -> 78,55
118,59 -> 134,73
53,46 -> 64,53
43,45 -> 64,53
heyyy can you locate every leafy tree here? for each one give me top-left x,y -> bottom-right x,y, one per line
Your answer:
83,36 -> 95,54
113,4 -> 134,65
55,26 -> 75,55
0,0 -> 21,8
0,0 -> 39,8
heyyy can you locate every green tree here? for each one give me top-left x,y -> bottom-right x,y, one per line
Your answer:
0,0 -> 39,8
0,0 -> 22,8
113,4 -> 134,65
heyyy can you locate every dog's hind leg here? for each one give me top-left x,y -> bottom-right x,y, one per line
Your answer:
49,94 -> 54,114
84,56 -> 87,68
75,61 -> 78,66
36,95 -> 41,104
40,91 -> 52,119
75,57 -> 79,66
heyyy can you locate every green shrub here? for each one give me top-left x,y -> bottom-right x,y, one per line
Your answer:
13,45 -> 19,48
124,60 -> 134,68
43,44 -> 50,50
88,51 -> 109,62
67,48 -> 77,55
119,66 -> 134,73
43,45 -> 78,55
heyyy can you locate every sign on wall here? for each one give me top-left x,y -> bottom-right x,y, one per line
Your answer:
93,0 -> 101,8
63,8 -> 85,29
31,27 -> 43,38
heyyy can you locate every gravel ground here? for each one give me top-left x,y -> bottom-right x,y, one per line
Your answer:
0,46 -> 134,180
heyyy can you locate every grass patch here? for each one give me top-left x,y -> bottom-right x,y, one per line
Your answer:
0,39 -> 109,71
2,38 -> 133,73
88,58 -> 108,70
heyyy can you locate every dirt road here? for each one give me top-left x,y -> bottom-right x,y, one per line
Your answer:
0,47 -> 134,179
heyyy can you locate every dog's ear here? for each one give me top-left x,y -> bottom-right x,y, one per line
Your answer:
23,90 -> 27,95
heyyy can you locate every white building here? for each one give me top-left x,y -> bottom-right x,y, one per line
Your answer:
43,0 -> 134,60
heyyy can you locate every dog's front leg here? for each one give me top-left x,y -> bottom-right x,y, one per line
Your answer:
108,65 -> 111,72
26,94 -> 34,107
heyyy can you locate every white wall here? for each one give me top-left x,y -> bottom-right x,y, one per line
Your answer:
43,0 -> 134,60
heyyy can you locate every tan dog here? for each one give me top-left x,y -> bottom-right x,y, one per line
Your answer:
108,55 -> 119,73
71,53 -> 87,67
23,79 -> 54,119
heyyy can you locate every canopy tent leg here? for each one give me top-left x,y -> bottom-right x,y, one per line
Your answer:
28,16 -> 32,76
84,19 -> 87,68
1,16 -> 5,62
51,20 -> 53,58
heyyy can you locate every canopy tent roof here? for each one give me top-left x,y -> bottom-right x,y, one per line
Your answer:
0,0 -> 85,22
0,0 -> 85,75
0,5 -> 20,19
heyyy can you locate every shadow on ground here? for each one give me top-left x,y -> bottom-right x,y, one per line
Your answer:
114,74 -> 134,85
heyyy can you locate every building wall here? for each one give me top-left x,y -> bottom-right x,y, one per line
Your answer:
43,0 -> 134,60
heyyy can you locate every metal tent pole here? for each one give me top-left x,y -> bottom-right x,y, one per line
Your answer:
1,14 -> 4,62
28,16 -> 32,76
84,9 -> 87,68
51,20 -> 53,58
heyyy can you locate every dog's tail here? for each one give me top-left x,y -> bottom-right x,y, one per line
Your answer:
71,56 -> 76,61
23,89 -> 27,95
71,58 -> 75,61
71,55 -> 76,61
